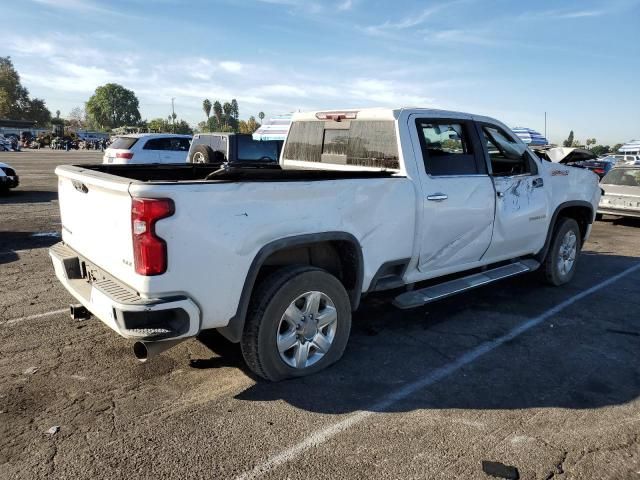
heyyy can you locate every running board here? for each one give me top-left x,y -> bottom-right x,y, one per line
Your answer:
393,259 -> 540,309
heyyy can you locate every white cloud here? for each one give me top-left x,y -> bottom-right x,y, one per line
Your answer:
30,0 -> 120,15
362,3 -> 451,36
337,0 -> 353,11
219,61 -> 244,73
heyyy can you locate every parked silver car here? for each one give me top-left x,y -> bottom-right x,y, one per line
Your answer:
598,166 -> 640,219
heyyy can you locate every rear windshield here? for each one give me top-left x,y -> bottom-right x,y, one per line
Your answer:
601,168 -> 640,186
110,137 -> 138,150
237,136 -> 280,162
283,120 -> 400,170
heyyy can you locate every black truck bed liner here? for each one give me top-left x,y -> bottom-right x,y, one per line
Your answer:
76,163 -> 400,183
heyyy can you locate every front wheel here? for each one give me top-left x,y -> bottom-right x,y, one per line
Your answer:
543,217 -> 581,286
241,266 -> 352,381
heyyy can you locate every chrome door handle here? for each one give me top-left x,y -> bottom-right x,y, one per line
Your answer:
427,193 -> 448,201
496,191 -> 505,198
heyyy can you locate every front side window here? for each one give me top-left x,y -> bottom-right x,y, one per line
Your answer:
283,120 -> 399,170
416,120 -> 481,175
482,126 -> 535,176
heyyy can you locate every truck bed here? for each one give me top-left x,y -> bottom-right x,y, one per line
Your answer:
76,163 -> 399,183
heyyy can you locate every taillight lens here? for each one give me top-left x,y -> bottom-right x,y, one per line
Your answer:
131,198 -> 174,275
593,168 -> 604,175
116,152 -> 134,159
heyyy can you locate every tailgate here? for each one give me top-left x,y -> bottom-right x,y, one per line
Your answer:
56,166 -> 137,286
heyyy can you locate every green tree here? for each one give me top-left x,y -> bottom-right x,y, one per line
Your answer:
591,145 -> 610,156
563,130 -> 574,148
202,99 -> 212,127
25,98 -> 52,127
148,117 -> 192,135
213,101 -> 222,126
231,98 -> 239,121
612,143 -> 623,153
0,56 -> 51,124
239,116 -> 260,134
85,83 -> 141,130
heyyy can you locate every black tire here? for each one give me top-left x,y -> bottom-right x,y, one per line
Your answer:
241,266 -> 352,381
542,217 -> 581,286
190,144 -> 213,163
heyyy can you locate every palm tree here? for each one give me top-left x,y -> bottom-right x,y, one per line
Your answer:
258,111 -> 265,123
202,99 -> 212,131
213,101 -> 222,129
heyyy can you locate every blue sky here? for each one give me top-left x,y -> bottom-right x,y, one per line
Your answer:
2,0 -> 639,144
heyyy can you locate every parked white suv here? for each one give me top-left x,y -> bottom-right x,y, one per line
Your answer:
103,134 -> 192,164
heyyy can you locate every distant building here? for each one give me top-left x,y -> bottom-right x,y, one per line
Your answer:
511,127 -> 549,146
0,118 -> 48,137
76,130 -> 110,141
252,114 -> 292,142
619,140 -> 640,155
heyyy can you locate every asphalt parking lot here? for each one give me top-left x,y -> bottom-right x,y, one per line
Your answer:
1,149 -> 639,480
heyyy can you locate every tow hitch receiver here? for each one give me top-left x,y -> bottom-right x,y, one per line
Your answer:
70,304 -> 92,320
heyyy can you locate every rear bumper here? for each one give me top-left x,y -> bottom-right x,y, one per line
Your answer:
49,242 -> 200,341
0,175 -> 19,188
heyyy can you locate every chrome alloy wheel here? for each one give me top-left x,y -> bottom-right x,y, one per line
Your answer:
557,230 -> 577,276
276,291 -> 338,369
192,151 -> 205,163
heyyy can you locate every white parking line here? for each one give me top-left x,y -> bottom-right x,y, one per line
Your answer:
2,308 -> 68,326
235,262 -> 640,480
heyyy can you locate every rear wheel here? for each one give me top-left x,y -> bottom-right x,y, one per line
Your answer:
543,217 -> 581,286
241,266 -> 352,381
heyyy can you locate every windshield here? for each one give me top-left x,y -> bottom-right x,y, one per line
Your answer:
110,137 -> 138,149
601,168 -> 640,186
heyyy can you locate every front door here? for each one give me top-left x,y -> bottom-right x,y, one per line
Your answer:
476,123 -> 550,260
410,115 -> 496,273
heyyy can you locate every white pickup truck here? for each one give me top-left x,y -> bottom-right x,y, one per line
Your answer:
50,108 -> 600,381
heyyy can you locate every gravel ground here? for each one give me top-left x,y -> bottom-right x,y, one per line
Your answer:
1,149 -> 639,480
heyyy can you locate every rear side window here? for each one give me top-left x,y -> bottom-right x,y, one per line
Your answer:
144,137 -> 190,151
110,137 -> 138,149
283,120 -> 399,170
416,120 -> 483,176
143,138 -> 170,150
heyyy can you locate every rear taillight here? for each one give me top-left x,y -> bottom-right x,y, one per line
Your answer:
593,168 -> 604,175
131,198 -> 174,276
116,152 -> 134,160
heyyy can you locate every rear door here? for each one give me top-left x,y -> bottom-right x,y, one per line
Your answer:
158,137 -> 191,163
409,115 -> 496,273
141,137 -> 166,163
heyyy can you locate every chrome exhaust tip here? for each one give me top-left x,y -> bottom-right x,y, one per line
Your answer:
133,338 -> 185,362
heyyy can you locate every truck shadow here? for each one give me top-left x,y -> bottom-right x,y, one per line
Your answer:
0,231 -> 60,264
210,251 -> 640,414
0,190 -> 58,205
